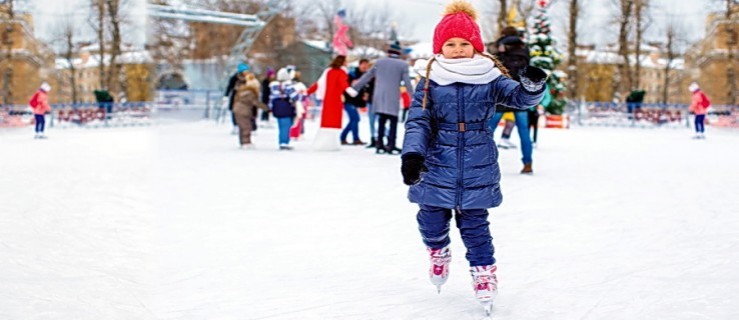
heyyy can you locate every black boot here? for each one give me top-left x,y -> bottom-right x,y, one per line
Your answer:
375,139 -> 386,154
385,146 -> 402,155
366,137 -> 376,149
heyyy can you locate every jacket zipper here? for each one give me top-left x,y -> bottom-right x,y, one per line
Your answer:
456,83 -> 464,210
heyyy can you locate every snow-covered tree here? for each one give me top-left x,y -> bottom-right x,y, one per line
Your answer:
528,0 -> 566,114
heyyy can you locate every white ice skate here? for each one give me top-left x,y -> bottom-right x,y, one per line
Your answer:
428,247 -> 451,293
471,264 -> 498,316
498,138 -> 516,149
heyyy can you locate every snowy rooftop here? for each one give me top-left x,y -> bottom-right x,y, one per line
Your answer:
55,51 -> 153,70
576,48 -> 684,69
302,40 -> 331,52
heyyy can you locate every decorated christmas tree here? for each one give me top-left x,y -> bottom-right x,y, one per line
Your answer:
528,0 -> 567,115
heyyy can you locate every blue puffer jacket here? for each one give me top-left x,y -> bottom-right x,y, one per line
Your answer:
402,75 -> 545,210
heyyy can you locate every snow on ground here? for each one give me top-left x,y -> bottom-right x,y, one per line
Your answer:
1,116 -> 738,320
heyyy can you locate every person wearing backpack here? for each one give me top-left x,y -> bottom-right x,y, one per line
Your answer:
688,82 -> 711,139
487,26 -> 535,174
269,67 -> 302,150
29,82 -> 52,139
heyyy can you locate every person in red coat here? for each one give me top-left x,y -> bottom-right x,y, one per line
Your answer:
307,55 -> 358,150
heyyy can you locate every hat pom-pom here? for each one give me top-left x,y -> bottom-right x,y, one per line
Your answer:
443,0 -> 478,21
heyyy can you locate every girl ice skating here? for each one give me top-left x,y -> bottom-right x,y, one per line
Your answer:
688,82 -> 711,139
401,0 -> 547,315
29,82 -> 52,139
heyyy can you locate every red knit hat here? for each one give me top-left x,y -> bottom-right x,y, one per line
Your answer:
433,1 -> 484,54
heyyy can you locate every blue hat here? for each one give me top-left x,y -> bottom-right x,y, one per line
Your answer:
237,63 -> 250,73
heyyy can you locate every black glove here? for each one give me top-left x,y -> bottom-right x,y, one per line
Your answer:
522,66 -> 547,83
520,66 -> 548,92
401,153 -> 428,186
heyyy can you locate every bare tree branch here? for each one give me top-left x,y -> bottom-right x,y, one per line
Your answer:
661,16 -> 683,104
1,0 -> 16,104
614,0 -> 634,97
89,0 -> 107,90
567,0 -> 580,100
56,16 -> 80,103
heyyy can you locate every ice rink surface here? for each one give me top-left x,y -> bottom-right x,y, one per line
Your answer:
2,118 -> 738,319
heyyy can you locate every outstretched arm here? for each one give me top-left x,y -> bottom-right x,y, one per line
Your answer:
351,66 -> 376,91
492,66 -> 547,110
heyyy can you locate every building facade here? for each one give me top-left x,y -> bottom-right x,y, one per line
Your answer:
54,45 -> 154,103
684,5 -> 739,106
0,5 -> 54,105
573,44 -> 690,104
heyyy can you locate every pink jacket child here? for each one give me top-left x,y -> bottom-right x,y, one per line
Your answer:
29,85 -> 51,115
688,83 -> 710,115
688,82 -> 710,138
29,82 -> 52,138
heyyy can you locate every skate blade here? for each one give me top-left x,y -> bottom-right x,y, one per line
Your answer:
436,285 -> 442,294
479,301 -> 493,317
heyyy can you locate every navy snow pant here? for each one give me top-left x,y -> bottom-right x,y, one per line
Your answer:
417,204 -> 495,267
34,114 -> 45,133
695,114 -> 705,133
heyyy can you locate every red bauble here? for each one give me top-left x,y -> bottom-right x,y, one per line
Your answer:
537,0 -> 549,8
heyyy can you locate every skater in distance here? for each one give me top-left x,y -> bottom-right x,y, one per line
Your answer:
400,0 -> 547,315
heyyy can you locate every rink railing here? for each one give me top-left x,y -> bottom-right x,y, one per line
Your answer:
567,102 -> 739,129
0,102 -> 152,129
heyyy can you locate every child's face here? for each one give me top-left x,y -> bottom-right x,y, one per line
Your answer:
441,38 -> 474,59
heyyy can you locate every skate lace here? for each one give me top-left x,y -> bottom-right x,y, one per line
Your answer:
471,267 -> 498,291
429,249 -> 451,275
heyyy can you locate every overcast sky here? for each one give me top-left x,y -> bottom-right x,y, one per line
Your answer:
345,0 -> 714,47
30,0 -> 146,48
28,0 -> 718,51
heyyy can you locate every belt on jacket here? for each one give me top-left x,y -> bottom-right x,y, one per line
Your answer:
437,122 -> 486,132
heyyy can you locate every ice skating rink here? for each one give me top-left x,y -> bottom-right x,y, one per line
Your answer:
2,119 -> 738,319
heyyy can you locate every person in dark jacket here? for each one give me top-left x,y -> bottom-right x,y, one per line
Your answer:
341,59 -> 370,145
260,68 -> 276,125
487,26 -> 536,174
400,1 -> 546,310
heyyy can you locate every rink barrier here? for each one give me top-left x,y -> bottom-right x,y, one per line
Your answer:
568,102 -> 739,129
0,102 -> 153,129
154,89 -> 324,125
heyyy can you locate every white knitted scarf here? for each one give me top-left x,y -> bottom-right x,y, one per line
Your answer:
414,54 -> 502,86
